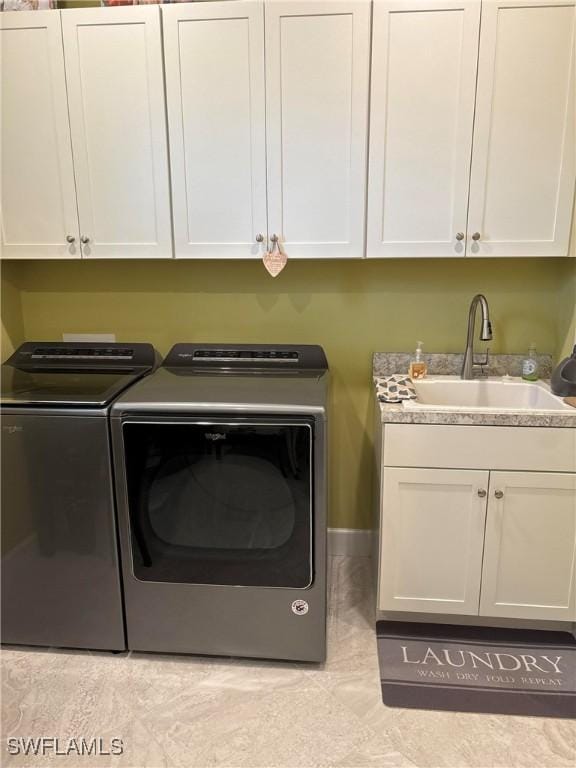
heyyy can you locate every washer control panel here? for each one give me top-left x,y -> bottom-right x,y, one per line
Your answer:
7,342 -> 157,371
31,347 -> 135,360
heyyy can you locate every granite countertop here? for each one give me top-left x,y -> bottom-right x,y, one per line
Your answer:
373,352 -> 576,428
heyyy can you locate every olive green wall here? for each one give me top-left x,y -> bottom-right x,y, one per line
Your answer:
558,261 -> 576,360
1,256 -> 574,529
57,1 -> 100,9
1,265 -> 24,358
558,219 -> 576,359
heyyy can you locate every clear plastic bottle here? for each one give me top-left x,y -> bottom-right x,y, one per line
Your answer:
409,341 -> 427,380
522,343 -> 539,382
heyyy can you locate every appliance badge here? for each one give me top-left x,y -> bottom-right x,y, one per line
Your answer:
2,426 -> 23,434
205,432 -> 226,441
291,599 -> 309,616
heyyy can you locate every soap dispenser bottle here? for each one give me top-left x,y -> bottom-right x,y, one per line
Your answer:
522,343 -> 539,381
409,341 -> 427,380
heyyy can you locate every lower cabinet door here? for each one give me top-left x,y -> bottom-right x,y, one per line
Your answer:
480,472 -> 576,621
379,467 -> 489,614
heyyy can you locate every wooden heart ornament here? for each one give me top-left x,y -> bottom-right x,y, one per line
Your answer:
263,239 -> 287,277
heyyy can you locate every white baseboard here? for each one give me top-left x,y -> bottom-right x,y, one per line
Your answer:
327,528 -> 372,557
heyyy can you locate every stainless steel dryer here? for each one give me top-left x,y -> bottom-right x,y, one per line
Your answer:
111,344 -> 328,662
1,342 -> 158,651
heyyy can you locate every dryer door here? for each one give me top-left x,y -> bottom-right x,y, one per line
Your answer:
122,418 -> 313,588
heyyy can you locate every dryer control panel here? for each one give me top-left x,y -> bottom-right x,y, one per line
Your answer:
163,344 -> 328,372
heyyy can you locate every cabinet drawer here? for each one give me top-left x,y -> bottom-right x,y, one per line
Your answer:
383,424 -> 576,472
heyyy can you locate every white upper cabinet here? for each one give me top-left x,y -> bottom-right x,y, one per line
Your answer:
368,0 -> 481,258
468,0 -> 576,257
163,1 -> 267,259
163,0 -> 371,260
0,11 -> 79,259
368,0 -> 576,259
61,7 -> 172,259
480,472 -> 576,621
265,1 -> 371,258
3,2 -> 574,261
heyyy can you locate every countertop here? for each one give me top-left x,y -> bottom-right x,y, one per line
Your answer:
373,352 -> 576,429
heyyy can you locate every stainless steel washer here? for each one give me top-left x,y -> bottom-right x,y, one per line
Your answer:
111,344 -> 329,662
1,342 -> 158,651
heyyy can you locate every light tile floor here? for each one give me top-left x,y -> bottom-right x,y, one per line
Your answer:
2,557 -> 575,768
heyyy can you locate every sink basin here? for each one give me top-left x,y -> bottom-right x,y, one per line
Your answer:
404,377 -> 572,413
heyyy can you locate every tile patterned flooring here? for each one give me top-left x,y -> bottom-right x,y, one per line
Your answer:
2,556 -> 575,768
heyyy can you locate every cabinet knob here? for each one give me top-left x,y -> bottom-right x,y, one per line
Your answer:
270,234 -> 279,243
472,232 -> 481,241
66,235 -> 76,244
495,490 -> 504,499
477,489 -> 487,498
80,236 -> 90,245
255,234 -> 264,243
456,232 -> 464,241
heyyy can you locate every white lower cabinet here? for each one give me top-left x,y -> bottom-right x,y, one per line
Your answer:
378,426 -> 576,623
480,472 -> 576,621
379,467 -> 488,614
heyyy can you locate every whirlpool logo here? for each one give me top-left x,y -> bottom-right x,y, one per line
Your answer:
204,432 -> 226,441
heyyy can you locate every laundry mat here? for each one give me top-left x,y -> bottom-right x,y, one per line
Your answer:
377,621 -> 576,718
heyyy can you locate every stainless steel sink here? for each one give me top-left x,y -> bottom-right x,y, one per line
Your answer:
404,377 -> 572,413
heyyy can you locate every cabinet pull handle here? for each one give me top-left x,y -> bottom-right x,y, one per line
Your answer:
269,234 -> 286,256
255,234 -> 264,243
456,232 -> 464,241
477,489 -> 487,498
472,232 -> 481,241
267,234 -> 278,256
66,235 -> 76,244
494,490 -> 504,499
80,236 -> 90,245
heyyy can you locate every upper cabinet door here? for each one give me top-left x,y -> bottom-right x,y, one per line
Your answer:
61,7 -> 172,259
0,11 -> 79,260
163,1 -> 267,259
367,0 -> 480,258
265,0 -> 370,259
468,0 -> 576,257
